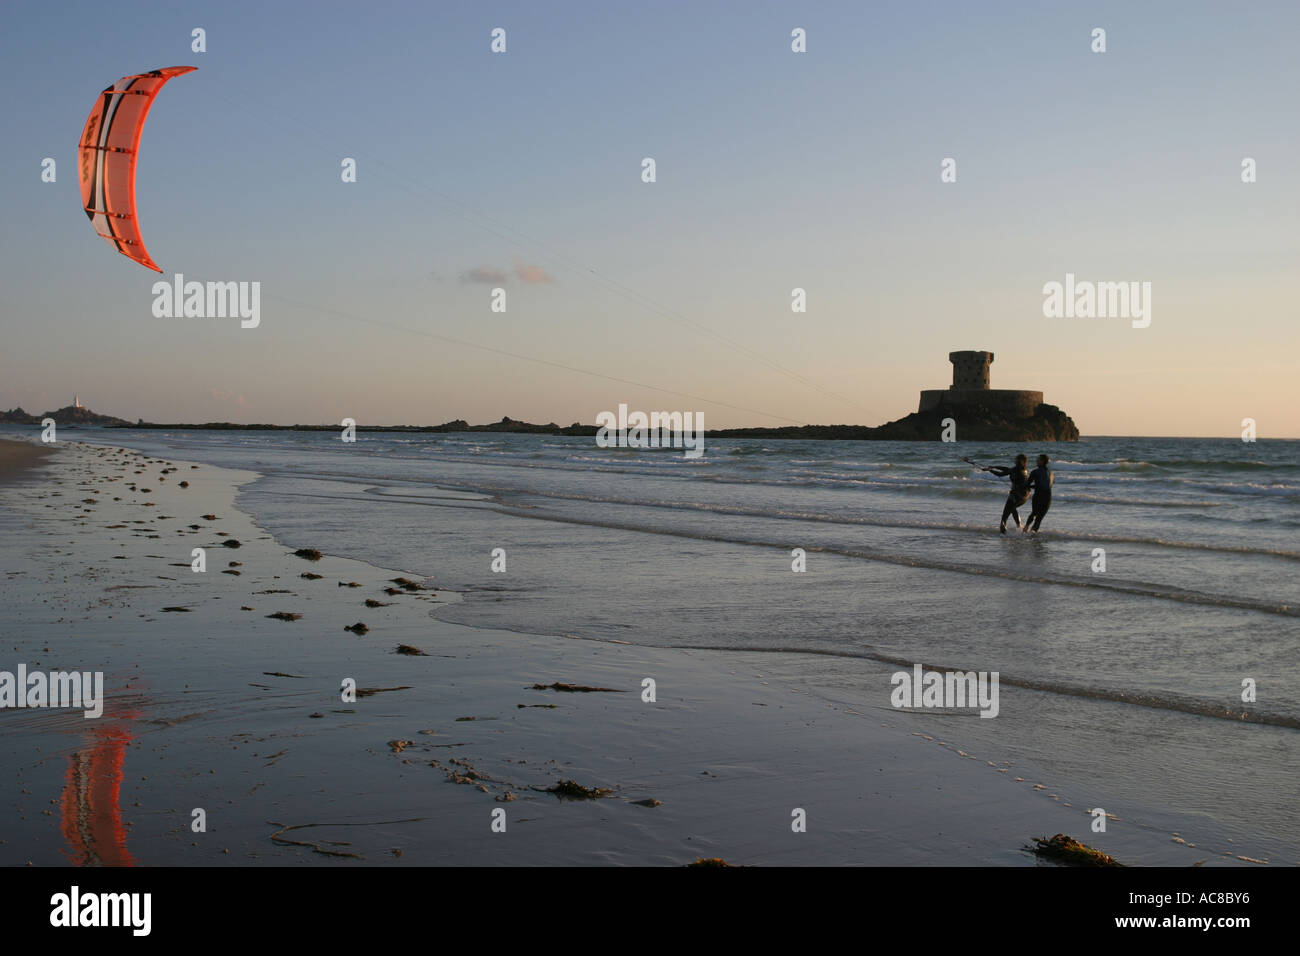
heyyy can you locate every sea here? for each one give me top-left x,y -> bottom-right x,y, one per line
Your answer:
9,426 -> 1298,862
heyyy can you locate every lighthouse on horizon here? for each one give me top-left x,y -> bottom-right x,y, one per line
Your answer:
74,395 -> 84,409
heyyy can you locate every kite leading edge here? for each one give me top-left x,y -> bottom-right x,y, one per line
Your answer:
78,66 -> 196,272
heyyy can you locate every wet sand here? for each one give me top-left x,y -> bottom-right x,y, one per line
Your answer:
0,438 -> 53,483
0,441 -> 1244,866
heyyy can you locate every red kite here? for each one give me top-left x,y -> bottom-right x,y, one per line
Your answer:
78,66 -> 196,272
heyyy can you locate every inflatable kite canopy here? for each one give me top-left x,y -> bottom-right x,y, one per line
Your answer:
78,66 -> 196,272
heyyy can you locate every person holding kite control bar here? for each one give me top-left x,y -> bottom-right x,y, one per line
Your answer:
964,454 -> 1032,533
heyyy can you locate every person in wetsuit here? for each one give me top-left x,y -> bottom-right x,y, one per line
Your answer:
986,453 -> 1031,533
1024,454 -> 1053,532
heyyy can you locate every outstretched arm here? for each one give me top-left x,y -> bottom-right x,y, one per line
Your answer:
986,466 -> 1011,477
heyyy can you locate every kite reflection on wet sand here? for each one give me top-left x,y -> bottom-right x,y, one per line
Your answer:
59,721 -> 136,866
77,66 -> 195,272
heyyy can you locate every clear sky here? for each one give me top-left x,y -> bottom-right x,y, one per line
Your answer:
2,0 -> 1297,436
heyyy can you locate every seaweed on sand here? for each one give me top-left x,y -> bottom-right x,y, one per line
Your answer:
267,612 -> 302,622
293,548 -> 323,561
531,682 -> 620,693
541,779 -> 613,800
1029,834 -> 1123,867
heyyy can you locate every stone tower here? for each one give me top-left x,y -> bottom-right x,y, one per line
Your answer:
918,350 -> 1043,418
948,351 -> 993,390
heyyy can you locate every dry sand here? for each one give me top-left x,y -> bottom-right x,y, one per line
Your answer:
0,440 -> 1219,865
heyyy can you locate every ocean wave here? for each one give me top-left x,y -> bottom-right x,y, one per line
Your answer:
1053,460 -> 1157,472
469,496 -> 1300,611
675,645 -> 1300,728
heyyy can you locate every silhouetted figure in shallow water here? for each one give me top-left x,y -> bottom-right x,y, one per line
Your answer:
1024,454 -> 1053,532
986,454 -> 1031,533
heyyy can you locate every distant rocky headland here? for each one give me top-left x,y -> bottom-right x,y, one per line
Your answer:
0,404 -> 131,427
708,402 -> 1077,442
125,416 -> 603,435
2,355 -> 1079,442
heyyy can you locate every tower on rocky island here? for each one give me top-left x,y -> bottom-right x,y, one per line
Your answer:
949,350 -> 993,389
917,351 -> 1044,418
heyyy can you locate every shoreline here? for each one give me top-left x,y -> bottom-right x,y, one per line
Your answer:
0,440 -> 1265,865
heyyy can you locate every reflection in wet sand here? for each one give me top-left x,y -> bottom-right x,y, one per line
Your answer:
60,723 -> 135,866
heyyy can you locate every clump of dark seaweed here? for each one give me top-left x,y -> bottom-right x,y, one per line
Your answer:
544,779 -> 612,800
221,539 -> 241,548
344,622 -> 369,634
267,612 -> 302,622
294,548 -> 323,561
686,857 -> 733,867
1029,834 -> 1123,867
531,682 -> 620,693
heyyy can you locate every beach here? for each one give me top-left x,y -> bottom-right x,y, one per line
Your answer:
0,439 -> 52,483
0,433 -> 1289,866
